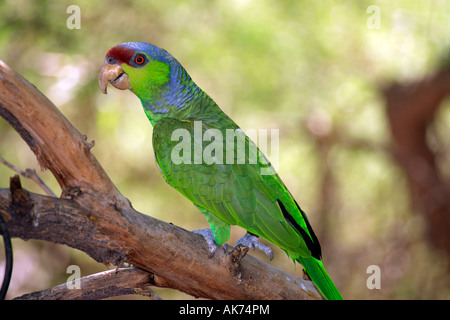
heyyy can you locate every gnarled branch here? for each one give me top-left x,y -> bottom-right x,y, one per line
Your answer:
12,267 -> 161,300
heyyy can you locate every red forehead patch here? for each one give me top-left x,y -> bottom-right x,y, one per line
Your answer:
106,46 -> 135,64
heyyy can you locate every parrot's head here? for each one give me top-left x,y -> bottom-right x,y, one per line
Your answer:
99,42 -> 172,99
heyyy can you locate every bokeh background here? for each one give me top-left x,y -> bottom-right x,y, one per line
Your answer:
0,0 -> 449,299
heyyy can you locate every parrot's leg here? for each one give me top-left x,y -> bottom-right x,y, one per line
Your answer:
193,206 -> 230,258
193,228 -> 220,258
234,233 -> 274,261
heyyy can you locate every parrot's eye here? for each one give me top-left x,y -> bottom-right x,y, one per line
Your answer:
130,53 -> 148,67
134,54 -> 146,65
135,56 -> 144,64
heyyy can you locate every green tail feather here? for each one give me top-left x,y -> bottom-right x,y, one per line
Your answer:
298,257 -> 343,300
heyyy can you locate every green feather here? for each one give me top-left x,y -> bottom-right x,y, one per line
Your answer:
297,257 -> 343,300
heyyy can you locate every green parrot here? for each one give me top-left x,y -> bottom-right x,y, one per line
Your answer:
99,42 -> 342,300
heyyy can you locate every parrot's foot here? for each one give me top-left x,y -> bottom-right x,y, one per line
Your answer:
193,228 -> 220,258
234,233 -> 274,261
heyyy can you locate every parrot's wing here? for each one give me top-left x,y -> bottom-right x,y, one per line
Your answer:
152,117 -> 319,257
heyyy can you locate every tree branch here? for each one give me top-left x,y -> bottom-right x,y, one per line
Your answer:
0,156 -> 56,197
0,60 -> 322,299
13,267 -> 161,300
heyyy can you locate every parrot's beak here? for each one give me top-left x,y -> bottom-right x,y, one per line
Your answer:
98,61 -> 130,94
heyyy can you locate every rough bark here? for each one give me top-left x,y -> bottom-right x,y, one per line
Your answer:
13,267 -> 161,300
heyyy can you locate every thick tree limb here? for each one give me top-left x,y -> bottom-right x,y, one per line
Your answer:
0,60 -> 322,299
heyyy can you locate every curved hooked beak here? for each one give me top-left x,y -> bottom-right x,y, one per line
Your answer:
98,61 -> 130,94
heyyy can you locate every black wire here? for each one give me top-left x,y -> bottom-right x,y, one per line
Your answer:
0,213 -> 13,300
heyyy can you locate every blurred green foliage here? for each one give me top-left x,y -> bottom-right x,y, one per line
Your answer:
0,0 -> 449,299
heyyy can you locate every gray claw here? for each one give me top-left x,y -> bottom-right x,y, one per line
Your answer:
193,228 -> 219,257
234,233 -> 274,261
